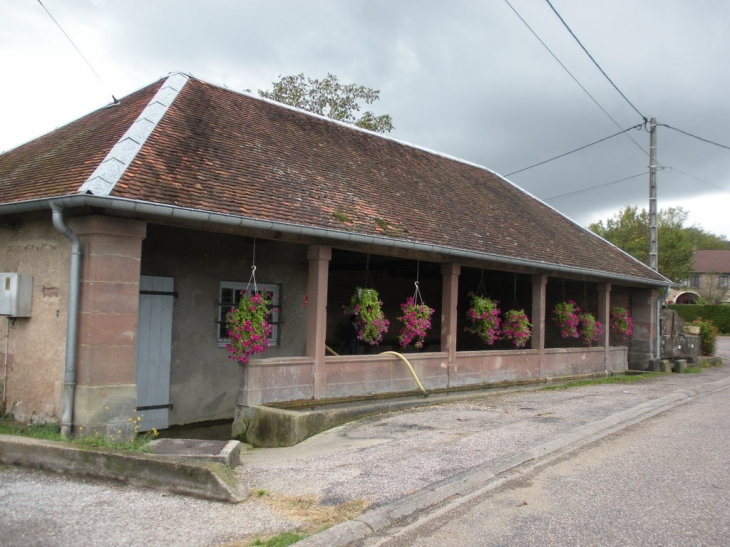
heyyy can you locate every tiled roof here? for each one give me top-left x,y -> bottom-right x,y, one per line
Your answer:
0,74 -> 667,284
693,250 -> 730,273
0,80 -> 163,202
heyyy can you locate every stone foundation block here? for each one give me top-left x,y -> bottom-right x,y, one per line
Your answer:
646,359 -> 661,372
672,359 -> 687,373
73,384 -> 138,440
658,359 -> 673,373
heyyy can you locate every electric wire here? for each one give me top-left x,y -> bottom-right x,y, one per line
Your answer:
543,171 -> 648,201
504,3 -> 725,210
503,0 -> 649,158
36,0 -> 117,103
664,166 -> 729,192
658,124 -> 730,152
506,123 -> 642,176
544,0 -> 647,122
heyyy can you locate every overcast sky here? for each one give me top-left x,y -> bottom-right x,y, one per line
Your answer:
1,0 -> 728,236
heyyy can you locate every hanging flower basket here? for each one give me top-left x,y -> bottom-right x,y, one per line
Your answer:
578,312 -> 603,347
397,296 -> 435,349
465,293 -> 501,345
343,287 -> 390,346
609,306 -> 633,341
225,289 -> 273,364
552,300 -> 581,339
502,309 -> 532,349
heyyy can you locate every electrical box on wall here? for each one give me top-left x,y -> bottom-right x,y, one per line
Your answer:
0,273 -> 33,317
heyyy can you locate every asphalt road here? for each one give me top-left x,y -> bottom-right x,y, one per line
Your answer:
359,382 -> 730,546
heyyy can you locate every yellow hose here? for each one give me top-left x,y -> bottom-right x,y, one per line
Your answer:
380,351 -> 428,396
325,346 -> 427,396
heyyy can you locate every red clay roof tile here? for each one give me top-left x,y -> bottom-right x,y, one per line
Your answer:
693,250 -> 730,273
0,74 -> 666,284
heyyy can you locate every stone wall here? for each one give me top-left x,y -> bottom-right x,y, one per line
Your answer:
236,346 -> 623,407
660,308 -> 701,360
140,224 -> 309,426
0,211 -> 69,422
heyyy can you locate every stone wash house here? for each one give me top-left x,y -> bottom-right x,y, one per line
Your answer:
0,73 -> 670,437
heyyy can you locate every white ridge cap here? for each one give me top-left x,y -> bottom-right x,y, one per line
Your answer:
78,72 -> 189,196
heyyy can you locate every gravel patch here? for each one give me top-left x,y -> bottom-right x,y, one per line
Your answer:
0,466 -> 293,547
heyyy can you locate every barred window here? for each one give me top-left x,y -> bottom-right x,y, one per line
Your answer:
218,281 -> 280,346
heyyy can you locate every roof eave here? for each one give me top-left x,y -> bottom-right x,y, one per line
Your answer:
0,195 -> 671,288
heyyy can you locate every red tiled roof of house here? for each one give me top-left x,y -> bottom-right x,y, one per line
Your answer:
0,74 -> 667,284
693,250 -> 730,273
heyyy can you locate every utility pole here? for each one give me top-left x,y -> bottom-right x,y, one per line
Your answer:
648,117 -> 662,363
648,117 -> 658,271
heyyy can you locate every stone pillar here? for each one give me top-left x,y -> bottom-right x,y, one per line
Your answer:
531,274 -> 547,376
441,263 -> 460,386
306,245 -> 331,399
69,215 -> 146,437
597,283 -> 612,372
597,283 -> 611,348
629,287 -> 659,370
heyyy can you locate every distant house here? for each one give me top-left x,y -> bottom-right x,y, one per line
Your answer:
0,73 -> 670,438
684,250 -> 730,304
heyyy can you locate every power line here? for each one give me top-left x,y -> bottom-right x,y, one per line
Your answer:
658,124 -> 730,152
506,124 -> 642,177
664,166 -> 729,192
503,0 -> 649,158
36,0 -> 117,103
543,171 -> 648,201
544,0 -> 646,123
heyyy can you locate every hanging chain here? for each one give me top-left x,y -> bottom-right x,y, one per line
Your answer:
245,238 -> 258,293
413,281 -> 423,305
559,278 -> 567,302
412,261 -> 423,304
510,272 -> 519,309
360,253 -> 374,288
476,269 -> 487,297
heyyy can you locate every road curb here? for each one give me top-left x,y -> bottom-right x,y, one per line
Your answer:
296,374 -> 730,546
0,435 -> 248,503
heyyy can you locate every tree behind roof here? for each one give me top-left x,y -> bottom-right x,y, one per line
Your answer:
684,226 -> 730,251
259,73 -> 394,133
588,206 -> 694,283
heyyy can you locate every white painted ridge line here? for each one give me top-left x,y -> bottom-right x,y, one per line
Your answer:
78,73 -> 189,196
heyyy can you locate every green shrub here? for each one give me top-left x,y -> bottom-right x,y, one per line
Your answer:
670,304 -> 730,334
692,318 -> 720,355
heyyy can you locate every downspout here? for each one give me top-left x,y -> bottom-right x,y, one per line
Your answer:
656,285 -> 670,360
50,202 -> 82,438
2,317 -> 12,411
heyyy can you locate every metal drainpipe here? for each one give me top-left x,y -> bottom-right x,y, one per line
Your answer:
655,285 -> 669,360
50,202 -> 81,438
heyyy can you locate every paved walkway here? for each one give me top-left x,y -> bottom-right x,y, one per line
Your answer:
1,339 -> 729,547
